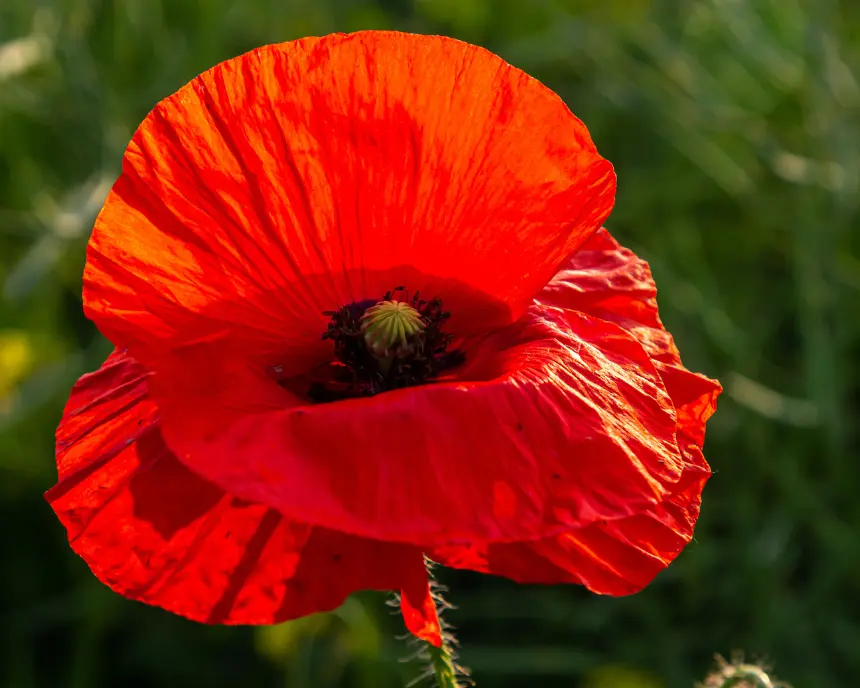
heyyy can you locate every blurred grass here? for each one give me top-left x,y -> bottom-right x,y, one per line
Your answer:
1,0 -> 858,686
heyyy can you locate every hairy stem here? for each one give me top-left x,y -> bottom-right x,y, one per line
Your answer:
426,639 -> 459,688
409,560 -> 470,687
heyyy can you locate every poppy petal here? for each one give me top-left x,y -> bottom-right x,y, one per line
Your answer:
84,31 -> 614,375
428,229 -> 720,593
399,569 -> 443,647
427,467 -> 706,595
46,351 -> 437,636
152,298 -> 690,545
539,227 -> 721,448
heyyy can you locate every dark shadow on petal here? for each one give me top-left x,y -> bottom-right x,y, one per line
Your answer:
206,508 -> 283,623
129,429 -> 223,540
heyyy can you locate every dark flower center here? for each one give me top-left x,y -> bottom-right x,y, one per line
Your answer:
308,287 -> 464,403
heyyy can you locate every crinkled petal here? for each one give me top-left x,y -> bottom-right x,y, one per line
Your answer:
47,351 -> 437,637
429,229 -> 720,593
84,31 -> 614,375
152,301 -> 689,545
539,227 -> 721,448
428,444 -> 708,594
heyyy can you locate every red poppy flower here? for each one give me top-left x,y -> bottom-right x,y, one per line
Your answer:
47,31 -> 719,646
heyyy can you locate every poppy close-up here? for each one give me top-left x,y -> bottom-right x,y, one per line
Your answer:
46,30 -> 720,648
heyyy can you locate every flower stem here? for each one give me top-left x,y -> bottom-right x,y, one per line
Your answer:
426,638 -> 459,688
416,560 -> 469,687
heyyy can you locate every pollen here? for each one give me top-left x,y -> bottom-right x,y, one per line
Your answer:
360,300 -> 425,357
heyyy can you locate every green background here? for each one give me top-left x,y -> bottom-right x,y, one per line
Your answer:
2,0 -> 858,686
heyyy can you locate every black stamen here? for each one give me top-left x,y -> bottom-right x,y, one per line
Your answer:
306,288 -> 464,403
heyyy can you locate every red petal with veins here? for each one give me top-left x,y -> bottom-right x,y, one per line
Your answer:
84,31 -> 614,377
47,351 -> 438,637
152,299 -> 690,544
429,229 -> 720,593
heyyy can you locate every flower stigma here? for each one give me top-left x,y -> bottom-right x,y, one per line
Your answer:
361,300 -> 425,358
308,287 -> 464,403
